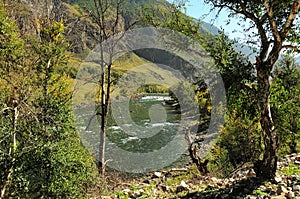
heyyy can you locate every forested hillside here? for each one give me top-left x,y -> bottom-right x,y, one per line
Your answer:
0,0 -> 299,198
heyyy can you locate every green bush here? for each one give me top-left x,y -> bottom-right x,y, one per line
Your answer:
271,55 -> 300,155
0,11 -> 98,198
206,86 -> 262,177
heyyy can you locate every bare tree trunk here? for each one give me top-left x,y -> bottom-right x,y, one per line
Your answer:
90,0 -> 127,177
254,63 -> 279,180
99,107 -> 106,176
99,36 -> 106,176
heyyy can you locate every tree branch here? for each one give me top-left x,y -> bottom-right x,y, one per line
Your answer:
21,101 -> 41,128
263,0 -> 281,43
211,0 -> 270,61
259,12 -> 268,24
281,0 -> 300,38
282,45 -> 300,53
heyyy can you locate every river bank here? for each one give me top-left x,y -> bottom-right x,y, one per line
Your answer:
100,153 -> 300,199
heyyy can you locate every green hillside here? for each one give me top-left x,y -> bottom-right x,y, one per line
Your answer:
72,51 -> 184,105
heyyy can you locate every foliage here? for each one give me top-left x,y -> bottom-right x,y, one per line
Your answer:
195,86 -> 211,119
209,56 -> 298,176
143,1 -> 200,36
136,84 -> 168,94
206,81 -> 262,177
0,10 -> 97,198
218,112 -> 261,167
207,145 -> 234,177
208,86 -> 261,177
200,33 -> 255,89
142,2 -> 255,89
282,163 -> 299,175
271,55 -> 300,155
253,189 -> 268,196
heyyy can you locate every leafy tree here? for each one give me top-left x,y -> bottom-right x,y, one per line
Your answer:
204,0 -> 300,179
0,8 -> 97,197
0,6 -> 28,197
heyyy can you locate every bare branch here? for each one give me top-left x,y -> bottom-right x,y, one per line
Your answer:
85,113 -> 98,131
1,107 -> 13,113
282,45 -> 300,53
21,101 -> 41,127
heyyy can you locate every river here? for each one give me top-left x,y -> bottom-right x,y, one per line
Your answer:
73,94 -> 189,171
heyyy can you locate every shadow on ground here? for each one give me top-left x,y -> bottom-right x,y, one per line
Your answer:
177,177 -> 265,199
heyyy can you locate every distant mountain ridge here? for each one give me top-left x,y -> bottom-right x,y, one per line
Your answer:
14,0 -> 259,61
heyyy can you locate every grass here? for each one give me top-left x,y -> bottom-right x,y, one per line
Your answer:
72,52 -> 182,105
165,165 -> 200,187
282,163 -> 299,175
62,2 -> 82,16
113,52 -> 149,71
253,189 -> 268,196
115,191 -> 130,199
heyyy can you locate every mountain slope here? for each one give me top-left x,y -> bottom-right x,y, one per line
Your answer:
12,0 -> 257,59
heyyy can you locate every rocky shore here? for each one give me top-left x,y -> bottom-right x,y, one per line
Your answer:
102,153 -> 300,199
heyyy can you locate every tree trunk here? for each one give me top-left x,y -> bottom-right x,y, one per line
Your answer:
254,63 -> 279,180
99,107 -> 106,176
99,40 -> 106,177
189,142 -> 209,175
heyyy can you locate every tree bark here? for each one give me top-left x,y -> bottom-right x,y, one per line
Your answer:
254,62 -> 279,180
99,35 -> 106,176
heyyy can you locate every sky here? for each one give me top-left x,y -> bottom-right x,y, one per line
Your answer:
166,0 -> 300,62
167,0 -> 252,41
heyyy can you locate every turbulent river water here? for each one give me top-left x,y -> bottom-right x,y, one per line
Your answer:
73,94 -> 188,170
